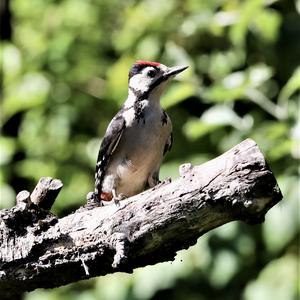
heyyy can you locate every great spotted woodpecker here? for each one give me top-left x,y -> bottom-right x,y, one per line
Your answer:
93,60 -> 188,204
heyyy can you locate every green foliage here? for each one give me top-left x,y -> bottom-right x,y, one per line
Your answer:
1,0 -> 299,299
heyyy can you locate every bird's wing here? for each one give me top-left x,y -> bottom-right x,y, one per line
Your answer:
163,132 -> 173,156
95,113 -> 126,197
162,110 -> 173,156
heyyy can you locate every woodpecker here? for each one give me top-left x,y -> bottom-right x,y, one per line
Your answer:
93,60 -> 188,204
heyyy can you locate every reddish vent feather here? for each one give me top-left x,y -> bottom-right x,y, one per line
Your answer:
135,60 -> 161,67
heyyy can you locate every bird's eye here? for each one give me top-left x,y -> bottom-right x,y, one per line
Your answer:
147,69 -> 157,78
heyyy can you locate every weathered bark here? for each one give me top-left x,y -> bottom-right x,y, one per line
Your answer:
0,139 -> 282,298
30,177 -> 63,210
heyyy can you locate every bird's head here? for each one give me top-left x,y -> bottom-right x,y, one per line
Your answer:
128,60 -> 188,100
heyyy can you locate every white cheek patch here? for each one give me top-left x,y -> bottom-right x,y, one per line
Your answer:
129,73 -> 151,92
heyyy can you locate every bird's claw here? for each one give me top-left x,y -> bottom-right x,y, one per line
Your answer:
112,190 -> 126,207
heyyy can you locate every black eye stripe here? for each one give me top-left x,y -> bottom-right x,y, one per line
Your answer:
147,69 -> 157,77
129,64 -> 159,79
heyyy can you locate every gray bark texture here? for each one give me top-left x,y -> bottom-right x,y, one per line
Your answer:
0,139 -> 282,298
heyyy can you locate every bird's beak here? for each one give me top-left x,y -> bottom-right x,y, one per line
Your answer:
149,65 -> 189,91
164,65 -> 189,78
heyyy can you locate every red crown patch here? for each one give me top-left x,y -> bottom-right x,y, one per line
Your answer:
135,60 -> 161,67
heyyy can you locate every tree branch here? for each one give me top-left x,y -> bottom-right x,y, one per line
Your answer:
0,139 -> 282,298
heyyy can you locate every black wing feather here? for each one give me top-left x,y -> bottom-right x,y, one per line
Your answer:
95,113 -> 126,197
163,132 -> 173,156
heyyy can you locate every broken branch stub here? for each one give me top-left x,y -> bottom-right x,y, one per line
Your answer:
30,177 -> 63,210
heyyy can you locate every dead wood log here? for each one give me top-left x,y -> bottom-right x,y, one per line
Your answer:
0,139 -> 282,298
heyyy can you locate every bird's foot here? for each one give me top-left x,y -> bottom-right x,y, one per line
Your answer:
112,189 -> 126,207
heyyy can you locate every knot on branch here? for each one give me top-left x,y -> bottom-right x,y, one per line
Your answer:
179,163 -> 194,176
107,233 -> 127,269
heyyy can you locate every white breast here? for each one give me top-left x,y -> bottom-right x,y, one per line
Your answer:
103,102 -> 172,197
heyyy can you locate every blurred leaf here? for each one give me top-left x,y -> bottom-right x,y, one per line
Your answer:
106,56 -> 132,104
203,81 -> 245,102
52,171 -> 91,213
263,175 -> 299,253
209,53 -> 241,79
184,104 -> 253,140
113,0 -> 175,52
180,11 -> 214,37
291,119 -> 300,159
244,255 -> 298,300
250,121 -> 292,161
164,41 -> 193,68
0,183 -> 16,209
278,66 -> 300,104
3,73 -> 50,120
95,273 -> 131,300
162,82 -> 196,109
2,44 -> 22,82
252,8 -> 281,42
15,159 -> 57,181
133,265 -> 178,299
184,118 -> 220,140
0,137 -> 16,165
160,161 -> 180,180
248,64 -> 274,88
209,250 -> 239,288
136,35 -> 161,60
229,0 -> 262,46
201,104 -> 250,129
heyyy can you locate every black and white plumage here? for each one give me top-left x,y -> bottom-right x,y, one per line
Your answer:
94,60 -> 188,203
